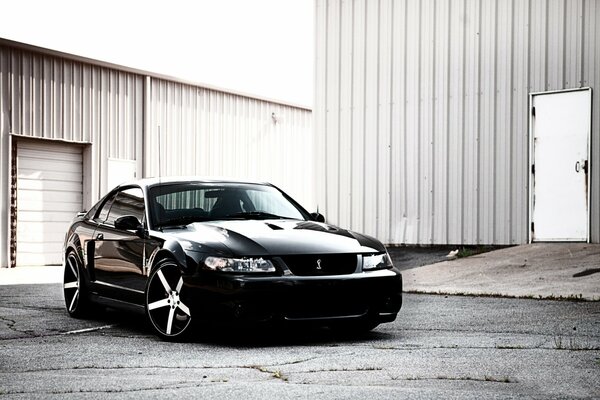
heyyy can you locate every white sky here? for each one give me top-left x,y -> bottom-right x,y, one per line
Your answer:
0,0 -> 314,107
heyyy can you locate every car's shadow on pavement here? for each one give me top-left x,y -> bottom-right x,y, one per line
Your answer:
95,306 -> 393,347
193,324 -> 394,348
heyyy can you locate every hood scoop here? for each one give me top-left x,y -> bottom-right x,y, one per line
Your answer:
265,222 -> 284,230
295,221 -> 338,232
294,221 -> 355,239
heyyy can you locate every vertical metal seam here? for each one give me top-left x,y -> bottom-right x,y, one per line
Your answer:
9,49 -> 13,134
376,0 -> 381,236
140,75 -> 149,179
493,0 -> 499,243
431,0 -> 437,244
445,0 -> 452,243
509,0 -> 515,243
19,51 -> 24,137
179,81 -> 184,172
402,0 -> 408,243
563,0 -> 567,87
476,0 -> 482,244
526,0 -> 532,241
51,57 -> 55,138
324,0 -> 328,216
79,64 -> 84,142
349,0 -> 355,229
460,0 -> 467,244
337,0 -> 342,225
40,51 -> 45,137
579,0 -> 585,86
388,0 -> 395,243
60,59 -> 65,140
28,53 -> 33,136
361,0 -> 367,232
416,0 -> 422,242
67,61 -> 71,140
545,0 -> 549,89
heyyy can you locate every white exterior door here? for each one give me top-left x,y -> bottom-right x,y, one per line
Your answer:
16,140 -> 83,266
530,89 -> 591,242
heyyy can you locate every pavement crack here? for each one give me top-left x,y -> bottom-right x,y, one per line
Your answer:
0,323 -> 120,341
394,375 -> 514,384
62,324 -> 117,335
573,268 -> 600,278
259,356 -> 325,368
303,366 -> 383,374
0,316 -> 36,338
0,381 -> 210,396
8,364 -> 294,375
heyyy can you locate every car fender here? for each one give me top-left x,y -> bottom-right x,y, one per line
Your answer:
148,239 -> 190,273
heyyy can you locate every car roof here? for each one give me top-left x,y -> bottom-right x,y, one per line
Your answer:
115,176 -> 272,190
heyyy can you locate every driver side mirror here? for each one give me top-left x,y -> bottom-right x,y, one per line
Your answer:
114,215 -> 147,238
310,212 -> 325,223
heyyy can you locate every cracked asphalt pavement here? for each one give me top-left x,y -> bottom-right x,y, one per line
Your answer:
0,283 -> 599,399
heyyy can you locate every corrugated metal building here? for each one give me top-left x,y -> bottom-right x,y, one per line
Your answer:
315,0 -> 600,245
0,39 -> 313,267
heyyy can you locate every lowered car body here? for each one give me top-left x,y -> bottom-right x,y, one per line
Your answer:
62,178 -> 402,340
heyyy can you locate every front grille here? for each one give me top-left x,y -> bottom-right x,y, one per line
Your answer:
281,254 -> 357,276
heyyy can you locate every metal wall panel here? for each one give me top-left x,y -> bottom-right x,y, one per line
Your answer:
144,80 -> 314,209
0,42 -> 313,267
0,46 -> 144,200
315,0 -> 600,244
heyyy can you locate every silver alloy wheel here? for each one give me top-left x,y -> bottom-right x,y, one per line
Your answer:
63,252 -> 81,315
146,260 -> 192,338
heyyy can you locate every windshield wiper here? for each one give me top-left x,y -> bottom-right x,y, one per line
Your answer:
222,211 -> 292,220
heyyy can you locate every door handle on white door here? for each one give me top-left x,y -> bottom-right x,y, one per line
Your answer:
575,160 -> 588,174
96,233 -> 104,240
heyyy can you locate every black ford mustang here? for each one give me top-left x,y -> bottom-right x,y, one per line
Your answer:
63,178 -> 402,340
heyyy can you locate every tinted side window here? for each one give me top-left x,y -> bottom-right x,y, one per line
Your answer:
95,193 -> 118,223
105,188 -> 145,227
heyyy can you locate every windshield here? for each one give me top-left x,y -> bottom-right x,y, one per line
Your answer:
149,182 -> 307,228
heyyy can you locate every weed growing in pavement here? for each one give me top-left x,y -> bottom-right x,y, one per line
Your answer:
254,366 -> 288,381
456,246 -> 499,258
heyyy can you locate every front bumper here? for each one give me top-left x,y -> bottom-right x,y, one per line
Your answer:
182,269 -> 402,325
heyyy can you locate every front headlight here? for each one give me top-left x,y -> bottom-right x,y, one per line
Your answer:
203,256 -> 276,273
362,252 -> 393,271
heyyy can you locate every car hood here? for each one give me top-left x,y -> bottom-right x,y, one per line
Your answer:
160,219 -> 387,256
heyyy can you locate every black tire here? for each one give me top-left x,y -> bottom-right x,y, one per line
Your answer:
63,251 -> 92,318
145,258 -> 193,341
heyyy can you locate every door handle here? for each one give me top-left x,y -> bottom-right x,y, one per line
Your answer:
575,160 -> 588,174
96,233 -> 104,240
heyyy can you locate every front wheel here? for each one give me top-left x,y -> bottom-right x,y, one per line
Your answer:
145,259 -> 193,340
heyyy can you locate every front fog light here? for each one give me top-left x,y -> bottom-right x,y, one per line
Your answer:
363,253 -> 393,271
204,256 -> 276,273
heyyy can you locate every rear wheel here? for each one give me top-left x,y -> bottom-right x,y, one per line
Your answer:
63,251 -> 91,318
145,259 -> 193,340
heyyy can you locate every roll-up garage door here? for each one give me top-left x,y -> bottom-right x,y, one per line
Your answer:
16,140 -> 83,266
